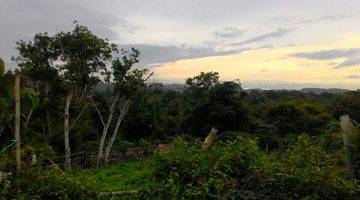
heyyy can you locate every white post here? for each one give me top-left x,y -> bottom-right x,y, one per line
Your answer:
340,115 -> 354,177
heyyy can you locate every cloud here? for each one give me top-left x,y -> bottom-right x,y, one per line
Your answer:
212,27 -> 246,39
0,0 -> 136,68
299,14 -> 353,24
120,44 -> 250,66
346,75 -> 360,79
231,28 -> 294,46
289,48 -> 360,67
290,48 -> 360,60
338,55 -> 360,67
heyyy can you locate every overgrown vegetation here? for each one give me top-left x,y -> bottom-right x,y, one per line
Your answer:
1,24 -> 360,199
147,135 -> 359,199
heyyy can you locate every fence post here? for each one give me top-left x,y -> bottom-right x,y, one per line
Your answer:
202,127 -> 218,152
15,73 -> 21,171
340,115 -> 354,177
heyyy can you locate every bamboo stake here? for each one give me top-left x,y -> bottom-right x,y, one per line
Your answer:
15,73 -> 21,171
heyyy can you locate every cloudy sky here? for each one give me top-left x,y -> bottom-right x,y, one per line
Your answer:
1,0 -> 360,89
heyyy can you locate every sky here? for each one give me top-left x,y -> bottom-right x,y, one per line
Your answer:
1,0 -> 360,89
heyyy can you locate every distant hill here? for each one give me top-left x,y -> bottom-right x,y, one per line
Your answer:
299,88 -> 349,94
94,83 -> 349,95
148,83 -> 186,92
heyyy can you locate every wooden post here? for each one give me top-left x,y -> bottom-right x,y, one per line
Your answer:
15,73 -> 21,171
202,127 -> 218,152
340,115 -> 354,177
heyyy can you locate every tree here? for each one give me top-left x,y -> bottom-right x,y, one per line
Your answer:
53,23 -> 114,169
264,100 -> 332,136
122,89 -> 182,141
185,71 -> 219,98
13,33 -> 59,138
0,58 -> 4,76
331,91 -> 360,123
92,48 -> 150,166
0,71 -> 40,150
183,72 -> 249,137
0,72 -> 15,145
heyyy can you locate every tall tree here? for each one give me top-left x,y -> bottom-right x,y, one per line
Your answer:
53,23 -> 114,169
91,48 -> 150,166
183,72 -> 249,136
13,33 -> 58,137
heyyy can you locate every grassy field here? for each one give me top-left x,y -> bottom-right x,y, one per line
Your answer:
72,158 -> 157,192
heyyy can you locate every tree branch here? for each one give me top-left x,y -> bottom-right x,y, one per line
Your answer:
144,72 -> 154,82
24,108 -> 34,130
90,96 -> 105,127
69,105 -> 87,130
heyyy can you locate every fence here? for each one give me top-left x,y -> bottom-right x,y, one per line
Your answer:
56,144 -> 170,168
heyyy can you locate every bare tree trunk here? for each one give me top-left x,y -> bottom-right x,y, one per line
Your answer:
104,100 -> 131,165
64,92 -> 73,170
97,93 -> 119,167
45,83 -> 52,144
45,111 -> 52,144
24,108 -> 33,130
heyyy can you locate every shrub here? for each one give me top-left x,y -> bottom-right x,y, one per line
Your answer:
0,144 -> 96,200
0,167 -> 96,200
262,134 -> 359,199
147,135 -> 359,199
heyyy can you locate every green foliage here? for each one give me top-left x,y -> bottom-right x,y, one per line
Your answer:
13,32 -> 59,82
183,73 -> 249,137
73,158 -> 157,192
263,135 -> 358,199
186,71 -> 219,90
2,23 -> 360,199
149,137 -> 259,199
0,140 -> 16,155
0,144 -> 95,199
1,134 -> 355,199
112,48 -> 140,84
264,99 -> 332,135
21,87 -> 40,108
124,89 -> 181,140
0,58 -> 4,76
0,168 -> 96,200
0,144 -> 55,172
331,91 -> 360,122
148,136 -> 359,199
54,23 -> 114,88
349,123 -> 360,179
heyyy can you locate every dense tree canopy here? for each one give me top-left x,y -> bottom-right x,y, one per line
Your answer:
264,100 -> 332,135
331,91 -> 360,122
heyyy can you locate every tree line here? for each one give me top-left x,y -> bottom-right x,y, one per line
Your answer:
1,23 -> 360,171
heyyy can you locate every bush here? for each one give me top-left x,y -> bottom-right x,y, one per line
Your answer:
0,168 -> 96,200
349,123 -> 360,179
147,135 -> 359,199
0,144 -> 96,200
263,135 -> 359,199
